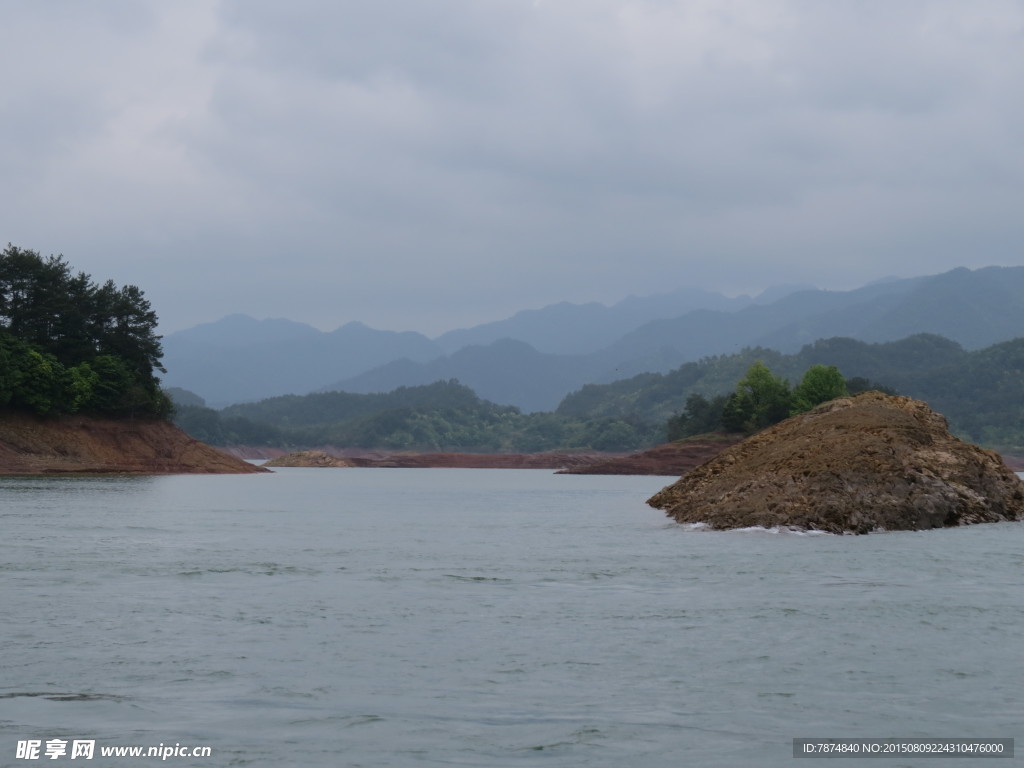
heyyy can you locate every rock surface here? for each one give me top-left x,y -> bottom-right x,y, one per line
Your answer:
263,450 -> 358,468
0,411 -> 267,474
648,392 -> 1024,534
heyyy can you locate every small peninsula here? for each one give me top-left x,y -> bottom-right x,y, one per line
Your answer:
0,411 -> 265,474
0,245 -> 263,475
648,392 -> 1024,534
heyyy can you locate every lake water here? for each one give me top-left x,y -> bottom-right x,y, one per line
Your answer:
2,468 -> 1022,767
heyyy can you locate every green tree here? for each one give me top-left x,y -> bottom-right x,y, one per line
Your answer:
93,281 -> 164,378
64,362 -> 100,413
790,365 -> 848,415
721,361 -> 792,433
9,347 -> 64,414
846,376 -> 898,396
666,393 -> 729,440
87,355 -> 137,413
0,245 -> 169,418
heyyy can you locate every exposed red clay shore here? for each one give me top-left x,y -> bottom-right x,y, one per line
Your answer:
262,449 -> 615,470
557,434 -> 745,475
252,435 -> 1024,476
0,411 -> 267,474
259,434 -> 744,473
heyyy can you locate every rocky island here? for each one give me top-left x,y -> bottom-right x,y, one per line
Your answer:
648,392 -> 1024,534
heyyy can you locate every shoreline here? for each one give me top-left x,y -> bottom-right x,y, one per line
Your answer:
254,434 -> 746,475
244,437 -> 1024,476
0,412 -> 267,475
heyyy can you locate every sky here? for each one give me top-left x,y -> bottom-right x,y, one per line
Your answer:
2,1 -> 1023,337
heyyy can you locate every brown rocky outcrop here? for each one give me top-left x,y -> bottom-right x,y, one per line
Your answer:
0,411 -> 267,474
263,450 -> 358,468
648,392 -> 1024,534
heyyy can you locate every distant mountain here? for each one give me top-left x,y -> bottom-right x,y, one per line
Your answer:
161,267 -> 1024,410
595,276 -> 930,368
324,267 -> 1024,412
835,266 -> 1024,349
158,284 -> 784,405
161,315 -> 442,406
332,339 -> 609,413
162,313 -> 321,348
432,285 -> 805,355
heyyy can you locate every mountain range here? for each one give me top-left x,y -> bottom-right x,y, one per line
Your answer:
160,266 -> 1024,410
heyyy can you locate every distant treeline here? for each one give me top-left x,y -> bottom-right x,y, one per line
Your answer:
172,332 -> 1024,453
560,333 -> 1024,449
170,380 -> 662,452
666,361 -> 864,439
0,245 -> 170,418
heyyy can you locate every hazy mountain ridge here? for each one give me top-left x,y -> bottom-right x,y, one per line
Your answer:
162,316 -> 443,406
433,286 -> 774,355
326,267 -> 1024,411
599,275 -> 930,364
334,339 -> 609,413
162,266 -> 1024,409
162,286 -> 774,405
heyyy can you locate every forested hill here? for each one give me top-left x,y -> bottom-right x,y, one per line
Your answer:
557,333 -> 1024,449
173,333 -> 1024,453
0,245 -> 170,418
172,380 -> 662,453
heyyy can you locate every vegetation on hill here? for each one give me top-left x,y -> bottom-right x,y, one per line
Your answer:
0,245 -> 170,418
557,340 -> 902,426
559,333 -> 1024,450
172,380 -> 661,452
669,362 -> 852,439
169,332 -> 1024,453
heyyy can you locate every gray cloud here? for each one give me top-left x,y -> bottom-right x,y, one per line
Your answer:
2,0 -> 1022,336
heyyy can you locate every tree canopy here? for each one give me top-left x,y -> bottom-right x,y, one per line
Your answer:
0,244 -> 169,418
790,364 -> 848,415
668,361 -> 855,439
721,361 -> 794,433
173,379 -> 661,452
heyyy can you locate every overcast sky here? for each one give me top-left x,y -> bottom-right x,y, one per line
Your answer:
2,1 -> 1022,336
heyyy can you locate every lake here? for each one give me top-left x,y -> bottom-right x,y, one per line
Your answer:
2,468 -> 1022,766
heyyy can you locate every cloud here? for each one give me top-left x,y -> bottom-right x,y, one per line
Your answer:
1,0 -> 1022,335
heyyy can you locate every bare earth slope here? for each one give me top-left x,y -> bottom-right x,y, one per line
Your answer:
0,411 -> 267,474
648,392 -> 1024,534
